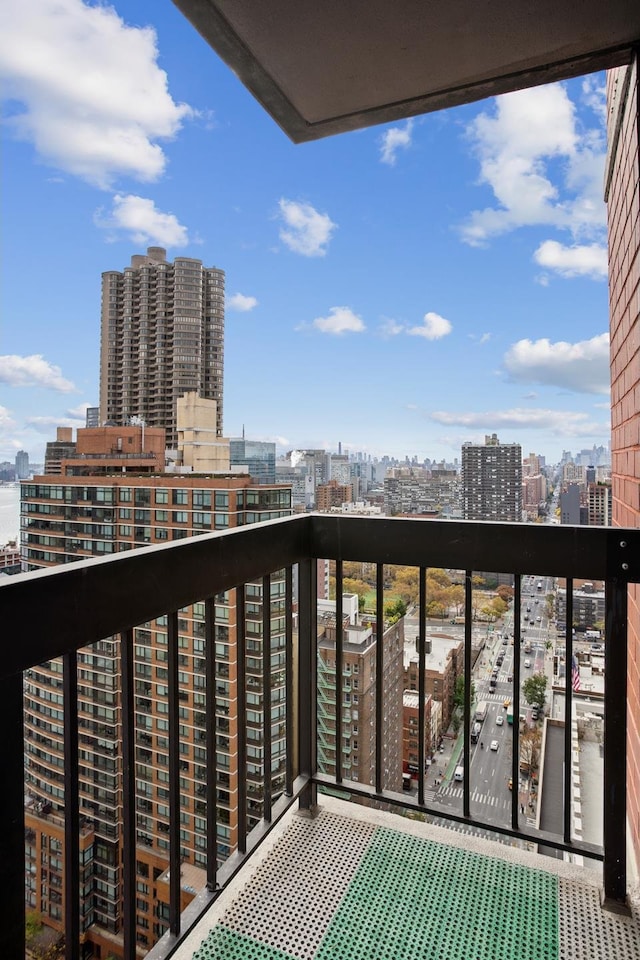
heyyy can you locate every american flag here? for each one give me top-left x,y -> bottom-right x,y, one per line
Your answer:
571,656 -> 581,692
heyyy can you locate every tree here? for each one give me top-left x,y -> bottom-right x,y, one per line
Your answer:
520,727 -> 542,773
384,597 -> 407,624
497,585 -> 514,603
523,672 -> 547,710
453,674 -> 476,711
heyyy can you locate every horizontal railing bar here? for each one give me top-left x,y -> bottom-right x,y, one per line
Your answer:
4,516 -> 640,680
308,516 -> 640,582
0,514 -> 312,678
311,774 -> 604,860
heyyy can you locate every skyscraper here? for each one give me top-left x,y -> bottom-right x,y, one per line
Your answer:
99,246 -> 225,447
14,449 -> 29,480
461,433 -> 522,521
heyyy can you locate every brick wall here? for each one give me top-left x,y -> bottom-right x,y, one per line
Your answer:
607,56 -> 640,877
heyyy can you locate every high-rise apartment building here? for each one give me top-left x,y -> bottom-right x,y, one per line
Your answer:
21,428 -> 292,955
100,246 -> 225,447
461,434 -> 522,521
587,481 -> 612,527
15,449 -> 29,480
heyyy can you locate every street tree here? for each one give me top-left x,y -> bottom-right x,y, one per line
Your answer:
496,585 -> 514,603
523,673 -> 547,710
453,674 -> 476,711
384,597 -> 407,624
520,727 -> 542,774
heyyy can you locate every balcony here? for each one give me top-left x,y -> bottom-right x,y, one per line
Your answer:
1,514 -> 640,958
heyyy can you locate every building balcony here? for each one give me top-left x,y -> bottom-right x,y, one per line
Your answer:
1,514 -> 640,958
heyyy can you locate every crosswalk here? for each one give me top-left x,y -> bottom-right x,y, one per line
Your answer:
436,785 -> 511,812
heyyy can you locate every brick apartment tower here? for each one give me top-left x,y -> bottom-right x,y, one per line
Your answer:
22,428 -> 292,954
606,55 -> 640,879
100,247 -> 225,447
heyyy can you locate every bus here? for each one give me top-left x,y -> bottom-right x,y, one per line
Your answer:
507,704 -> 514,725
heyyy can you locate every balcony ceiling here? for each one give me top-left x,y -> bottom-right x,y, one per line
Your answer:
173,0 -> 640,142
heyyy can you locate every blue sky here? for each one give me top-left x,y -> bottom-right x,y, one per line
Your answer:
0,0 -> 611,465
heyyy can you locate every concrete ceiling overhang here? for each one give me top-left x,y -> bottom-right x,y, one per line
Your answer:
173,1 -> 640,142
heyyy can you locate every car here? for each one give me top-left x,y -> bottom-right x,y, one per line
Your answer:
531,708 -> 539,720
490,740 -> 499,751
507,674 -> 513,682
502,638 -> 508,645
536,616 -> 541,622
524,658 -> 531,668
496,715 -> 504,726
503,698 -> 511,708
508,777 -> 513,790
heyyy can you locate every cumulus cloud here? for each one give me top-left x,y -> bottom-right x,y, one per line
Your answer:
95,194 -> 189,246
378,317 -> 404,337
533,240 -> 607,279
0,354 -> 76,392
0,0 -> 193,188
380,120 -> 414,165
503,333 -> 610,394
227,293 -> 258,312
461,83 -> 606,247
310,306 -> 365,335
429,407 -> 604,436
0,405 -> 17,430
407,312 -> 453,340
65,402 -> 94,419
25,415 -> 84,433
277,199 -> 337,257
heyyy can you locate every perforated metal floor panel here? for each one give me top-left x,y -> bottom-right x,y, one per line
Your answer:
191,810 -> 640,960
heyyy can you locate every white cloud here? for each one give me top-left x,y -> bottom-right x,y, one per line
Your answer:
407,312 -> 453,340
95,194 -> 189,246
461,83 -> 606,246
65,402 -> 94,419
503,333 -> 610,394
0,405 -> 17,431
582,76 -> 607,121
277,199 -> 337,257
0,0 -> 193,189
227,293 -> 258,312
0,354 -> 76,392
429,407 -> 604,436
533,240 -> 607,279
311,306 -> 365,336
378,317 -> 404,337
24,415 -> 83,433
380,120 -> 413,165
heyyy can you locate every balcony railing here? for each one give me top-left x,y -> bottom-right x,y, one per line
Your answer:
0,514 -> 636,958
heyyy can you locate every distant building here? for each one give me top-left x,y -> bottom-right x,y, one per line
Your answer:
461,434 -> 522,521
15,449 -> 29,480
44,427 -> 77,475
560,484 -> 582,524
85,406 -> 100,428
403,691 -> 442,776
384,468 -> 460,517
230,437 -> 276,483
316,479 -> 353,511
403,633 -> 463,730
556,583 -> 605,632
587,481 -> 612,526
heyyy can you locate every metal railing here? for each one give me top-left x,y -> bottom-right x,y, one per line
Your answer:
1,514 -> 636,959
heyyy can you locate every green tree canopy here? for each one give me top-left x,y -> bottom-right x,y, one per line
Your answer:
523,672 -> 547,710
453,674 -> 476,711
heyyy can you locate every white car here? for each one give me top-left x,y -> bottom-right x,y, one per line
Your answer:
524,658 -> 531,668
496,715 -> 504,726
490,740 -> 499,751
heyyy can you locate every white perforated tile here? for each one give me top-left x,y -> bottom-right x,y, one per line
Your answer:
215,812 -> 376,960
559,878 -> 640,960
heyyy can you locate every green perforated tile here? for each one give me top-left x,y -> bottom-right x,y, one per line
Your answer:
315,827 -> 558,960
191,821 -> 559,960
192,925 -> 299,960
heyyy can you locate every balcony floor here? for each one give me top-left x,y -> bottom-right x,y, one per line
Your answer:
178,797 -> 640,960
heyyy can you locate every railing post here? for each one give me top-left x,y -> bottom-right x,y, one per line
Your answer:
603,577 -> 628,907
0,672 -> 25,955
298,558 -> 317,811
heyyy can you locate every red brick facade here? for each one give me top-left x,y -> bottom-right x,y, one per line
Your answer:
607,56 -> 640,874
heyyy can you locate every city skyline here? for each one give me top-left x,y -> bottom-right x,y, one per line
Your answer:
1,1 -> 611,464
